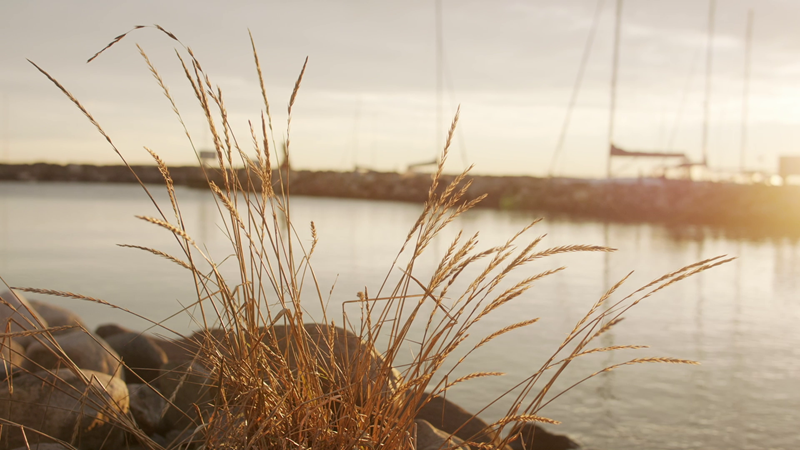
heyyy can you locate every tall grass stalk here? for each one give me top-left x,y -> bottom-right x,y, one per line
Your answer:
8,26 -> 731,450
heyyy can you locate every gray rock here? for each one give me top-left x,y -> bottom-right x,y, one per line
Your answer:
95,323 -> 133,339
23,330 -> 124,379
0,369 -> 129,449
28,299 -> 86,334
149,432 -> 168,447
198,323 -> 400,405
164,427 -> 198,448
158,361 -> 216,431
0,289 -> 49,348
416,394 -> 503,448
507,423 -> 580,450
0,339 -> 25,380
415,419 -> 470,450
151,335 -> 199,362
104,332 -> 168,383
127,383 -> 166,435
298,323 -> 399,403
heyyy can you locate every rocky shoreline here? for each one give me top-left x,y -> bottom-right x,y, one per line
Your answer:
0,290 -> 579,450
3,162 -> 798,237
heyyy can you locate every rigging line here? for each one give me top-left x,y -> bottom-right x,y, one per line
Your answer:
701,0 -> 716,167
345,97 -> 362,170
442,50 -> 470,168
741,9 -> 754,173
667,48 -> 702,151
607,0 -> 623,179
548,0 -> 606,177
655,103 -> 668,151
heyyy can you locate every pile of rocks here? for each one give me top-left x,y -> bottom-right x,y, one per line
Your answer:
0,290 -> 579,450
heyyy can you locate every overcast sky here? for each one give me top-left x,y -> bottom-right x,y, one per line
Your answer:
2,0 -> 799,177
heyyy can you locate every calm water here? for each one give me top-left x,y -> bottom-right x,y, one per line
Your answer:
0,181 -> 798,450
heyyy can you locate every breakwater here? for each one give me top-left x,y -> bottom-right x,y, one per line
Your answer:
2,163 -> 799,237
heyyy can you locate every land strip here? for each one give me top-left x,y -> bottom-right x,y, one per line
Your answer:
2,163 -> 798,237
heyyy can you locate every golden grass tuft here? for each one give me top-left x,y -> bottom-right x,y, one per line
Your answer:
5,25 -> 732,450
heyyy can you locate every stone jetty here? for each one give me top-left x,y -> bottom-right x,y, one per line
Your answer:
2,163 -> 799,236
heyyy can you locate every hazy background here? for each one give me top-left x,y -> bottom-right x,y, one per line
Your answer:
2,0 -> 800,177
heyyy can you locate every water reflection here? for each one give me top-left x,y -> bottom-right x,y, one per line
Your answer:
774,241 -> 800,293
0,182 -> 798,450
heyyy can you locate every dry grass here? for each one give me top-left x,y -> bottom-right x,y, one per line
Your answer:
1,25 -> 733,450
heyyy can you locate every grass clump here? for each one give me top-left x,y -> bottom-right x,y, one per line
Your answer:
4,26 -> 732,450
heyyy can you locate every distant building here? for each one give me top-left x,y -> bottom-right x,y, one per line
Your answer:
199,150 -> 217,167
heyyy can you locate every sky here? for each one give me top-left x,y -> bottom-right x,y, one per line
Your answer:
2,0 -> 800,178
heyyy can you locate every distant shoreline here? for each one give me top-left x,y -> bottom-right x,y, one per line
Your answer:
2,162 -> 799,238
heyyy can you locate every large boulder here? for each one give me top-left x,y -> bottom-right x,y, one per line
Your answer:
127,383 -> 166,435
23,330 -> 124,379
294,323 -> 399,403
507,422 -> 580,450
189,323 -> 399,404
28,299 -> 86,333
0,369 -> 129,449
416,394 -> 504,447
415,419 -> 471,450
0,289 -> 48,348
158,361 -> 216,431
141,323 -> 399,432
104,332 -> 168,383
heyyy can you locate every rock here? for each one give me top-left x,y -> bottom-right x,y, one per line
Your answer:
149,433 -> 168,447
0,289 -> 48,348
95,323 -> 133,339
150,335 -> 199,363
0,369 -> 129,449
28,299 -> 86,333
123,433 -> 169,450
507,423 -> 579,450
1,339 -> 25,365
416,394 -> 503,447
127,383 -> 166,435
10,444 -> 71,450
23,330 -> 124,379
165,428 -> 197,448
158,361 -> 216,431
104,332 -> 169,383
296,323 -> 399,403
415,419 -> 470,450
192,323 -> 399,404
0,339 -> 25,380
415,395 -> 579,450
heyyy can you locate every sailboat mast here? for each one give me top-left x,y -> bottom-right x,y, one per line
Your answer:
435,0 -> 443,158
607,0 -> 623,179
1,93 -> 7,163
549,0 -> 605,178
702,0 -> 716,168
740,10 -> 754,173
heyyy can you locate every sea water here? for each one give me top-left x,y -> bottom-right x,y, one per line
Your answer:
0,181 -> 797,450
